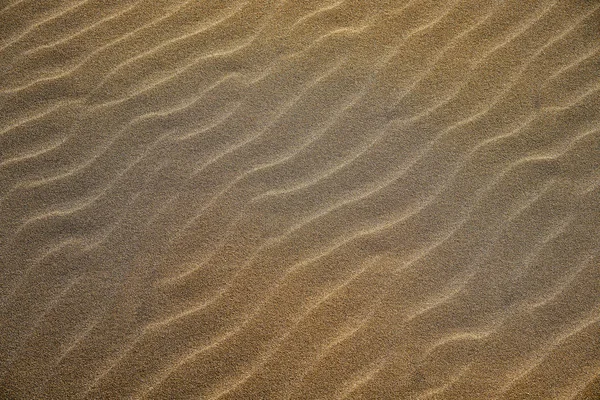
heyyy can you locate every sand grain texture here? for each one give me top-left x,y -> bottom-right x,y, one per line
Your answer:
1,0 -> 600,399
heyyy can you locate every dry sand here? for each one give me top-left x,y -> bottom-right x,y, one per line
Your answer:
1,0 -> 600,398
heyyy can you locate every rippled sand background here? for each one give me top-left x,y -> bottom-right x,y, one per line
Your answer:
1,1 -> 600,399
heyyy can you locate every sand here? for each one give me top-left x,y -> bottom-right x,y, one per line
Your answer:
1,0 -> 599,398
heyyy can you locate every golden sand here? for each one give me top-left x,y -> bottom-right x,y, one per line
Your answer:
1,0 -> 599,398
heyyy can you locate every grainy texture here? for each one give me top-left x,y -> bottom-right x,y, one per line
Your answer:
1,0 -> 600,399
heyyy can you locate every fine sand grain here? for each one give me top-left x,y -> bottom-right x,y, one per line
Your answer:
1,0 -> 600,398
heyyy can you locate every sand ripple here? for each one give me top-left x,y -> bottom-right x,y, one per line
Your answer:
1,0 -> 599,398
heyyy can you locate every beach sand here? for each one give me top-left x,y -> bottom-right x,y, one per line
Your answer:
1,0 -> 599,398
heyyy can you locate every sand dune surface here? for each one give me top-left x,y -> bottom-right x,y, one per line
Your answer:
1,0 -> 600,398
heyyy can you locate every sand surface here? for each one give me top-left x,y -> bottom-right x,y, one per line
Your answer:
1,0 -> 600,398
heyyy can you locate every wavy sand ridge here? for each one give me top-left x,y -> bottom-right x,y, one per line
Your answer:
1,0 -> 599,398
